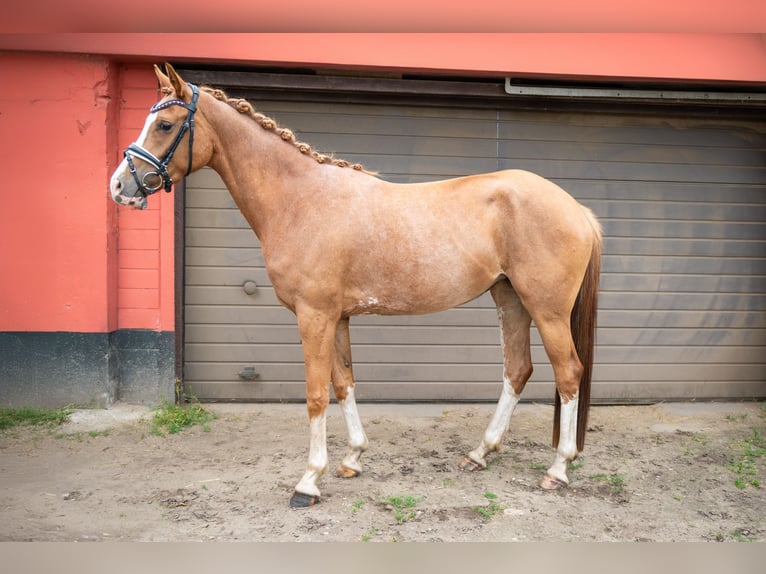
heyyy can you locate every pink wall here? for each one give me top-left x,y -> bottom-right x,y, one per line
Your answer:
0,53 -> 118,332
1,3 -> 764,36
114,65 -> 175,331
0,54 -> 174,333
2,34 -> 766,84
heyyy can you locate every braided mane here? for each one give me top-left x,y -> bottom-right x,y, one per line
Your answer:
196,86 -> 370,173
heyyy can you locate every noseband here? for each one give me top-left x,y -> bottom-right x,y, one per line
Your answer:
124,83 -> 199,200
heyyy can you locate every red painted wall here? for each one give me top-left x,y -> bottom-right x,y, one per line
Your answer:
2,34 -> 766,84
0,53 -> 118,332
114,65 -> 175,331
0,54 -> 174,334
2,2 -> 764,35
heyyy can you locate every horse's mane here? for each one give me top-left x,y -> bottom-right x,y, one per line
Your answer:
192,86 -> 370,173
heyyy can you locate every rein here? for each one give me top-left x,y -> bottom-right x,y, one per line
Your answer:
124,83 -> 199,202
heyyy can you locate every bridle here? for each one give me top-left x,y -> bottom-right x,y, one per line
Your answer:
124,83 -> 199,200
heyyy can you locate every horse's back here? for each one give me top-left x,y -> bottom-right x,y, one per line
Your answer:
333,169 -> 596,317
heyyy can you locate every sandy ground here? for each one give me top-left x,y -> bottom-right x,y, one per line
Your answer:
0,400 -> 764,543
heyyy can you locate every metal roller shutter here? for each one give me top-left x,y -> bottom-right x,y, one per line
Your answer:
183,90 -> 766,403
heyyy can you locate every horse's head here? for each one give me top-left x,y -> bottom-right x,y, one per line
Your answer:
110,64 -> 205,209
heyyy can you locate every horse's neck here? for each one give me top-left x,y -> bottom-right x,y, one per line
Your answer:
204,101 -> 321,239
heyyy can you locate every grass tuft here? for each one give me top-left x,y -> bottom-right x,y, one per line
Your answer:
383,494 -> 423,524
351,498 -> 366,514
0,406 -> 73,430
360,525 -> 378,542
591,473 -> 626,493
150,399 -> 217,436
474,492 -> 505,519
730,528 -> 757,543
728,428 -> 765,489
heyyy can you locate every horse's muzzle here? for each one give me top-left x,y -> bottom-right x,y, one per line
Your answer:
110,175 -> 149,210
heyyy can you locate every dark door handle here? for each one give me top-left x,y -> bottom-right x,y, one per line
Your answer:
238,366 -> 260,380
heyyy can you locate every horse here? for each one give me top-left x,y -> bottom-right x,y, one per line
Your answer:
110,64 -> 602,508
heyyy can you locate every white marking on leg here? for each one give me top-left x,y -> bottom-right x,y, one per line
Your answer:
338,386 -> 369,473
546,392 -> 579,485
468,376 -> 520,466
294,411 -> 328,497
109,112 -> 157,201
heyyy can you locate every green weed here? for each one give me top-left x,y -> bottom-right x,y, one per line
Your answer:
730,528 -> 757,543
684,433 -> 709,456
352,498 -> 365,514
568,459 -> 585,472
54,431 -> 84,441
474,492 -> 504,519
728,428 -> 765,489
725,413 -> 747,422
360,525 -> 378,542
692,433 -> 708,446
383,494 -> 423,524
150,399 -> 217,436
0,406 -> 73,430
591,473 -> 626,493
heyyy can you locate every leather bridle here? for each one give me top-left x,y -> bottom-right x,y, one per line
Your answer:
123,83 -> 199,201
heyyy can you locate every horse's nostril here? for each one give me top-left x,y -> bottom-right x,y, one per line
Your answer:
110,177 -> 123,199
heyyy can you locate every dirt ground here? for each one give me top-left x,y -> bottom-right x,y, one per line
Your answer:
1,400 -> 764,543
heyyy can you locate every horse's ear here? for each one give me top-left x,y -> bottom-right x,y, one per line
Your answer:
164,63 -> 193,103
154,64 -> 172,92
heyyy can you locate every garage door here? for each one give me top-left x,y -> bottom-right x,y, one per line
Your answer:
183,90 -> 766,403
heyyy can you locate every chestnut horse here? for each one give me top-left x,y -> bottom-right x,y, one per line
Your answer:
110,64 -> 602,508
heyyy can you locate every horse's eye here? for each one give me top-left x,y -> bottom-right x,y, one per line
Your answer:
157,120 -> 174,133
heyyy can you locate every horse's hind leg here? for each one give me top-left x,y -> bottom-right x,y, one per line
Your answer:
534,316 -> 584,490
331,317 -> 369,478
460,280 -> 532,471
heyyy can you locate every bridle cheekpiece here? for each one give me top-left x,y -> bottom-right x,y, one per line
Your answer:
123,83 -> 199,203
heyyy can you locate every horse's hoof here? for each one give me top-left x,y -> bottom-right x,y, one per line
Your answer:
458,456 -> 484,472
334,464 -> 360,479
289,491 -> 319,508
539,473 -> 568,490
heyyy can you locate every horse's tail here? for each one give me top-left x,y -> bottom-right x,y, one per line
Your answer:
553,208 -> 602,452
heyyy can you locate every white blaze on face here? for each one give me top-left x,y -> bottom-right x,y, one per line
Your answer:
109,111 -> 158,202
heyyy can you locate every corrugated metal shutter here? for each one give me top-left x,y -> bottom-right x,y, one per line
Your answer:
183,96 -> 766,403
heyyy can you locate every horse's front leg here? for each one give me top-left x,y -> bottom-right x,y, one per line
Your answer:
290,307 -> 338,508
331,317 -> 369,478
